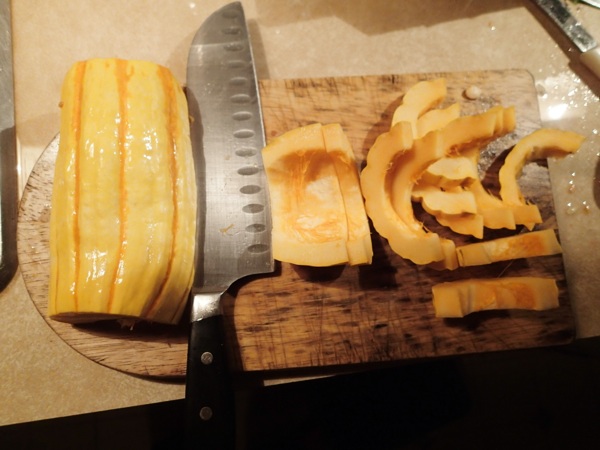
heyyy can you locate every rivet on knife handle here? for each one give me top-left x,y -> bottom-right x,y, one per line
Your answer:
185,305 -> 234,449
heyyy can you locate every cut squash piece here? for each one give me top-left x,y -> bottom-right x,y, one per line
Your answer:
50,58 -> 196,325
498,128 -> 584,229
499,128 -> 586,206
456,229 -> 562,266
361,105 -> 514,268
262,123 -> 349,266
262,123 -> 372,267
390,78 -> 447,134
442,105 -> 515,156
432,277 -> 559,318
465,176 -> 519,230
412,185 -> 477,215
420,156 -> 478,189
360,122 -> 448,264
416,103 -> 461,138
322,123 -> 373,265
387,127 -> 456,265
412,184 -> 485,238
429,211 -> 484,239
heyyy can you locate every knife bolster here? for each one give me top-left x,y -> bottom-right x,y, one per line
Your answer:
191,292 -> 223,321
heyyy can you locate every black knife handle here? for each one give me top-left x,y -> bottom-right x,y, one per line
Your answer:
184,315 -> 235,450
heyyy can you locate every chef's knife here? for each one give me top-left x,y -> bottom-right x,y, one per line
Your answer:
0,0 -> 19,292
184,2 -> 273,448
532,0 -> 600,78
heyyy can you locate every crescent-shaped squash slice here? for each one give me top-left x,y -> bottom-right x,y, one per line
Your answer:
449,106 -> 543,231
322,123 -> 373,265
499,128 -> 586,208
412,185 -> 477,215
390,78 -> 447,134
428,211 -> 485,239
262,123 -> 350,266
420,155 -> 478,189
359,122 -> 447,263
362,105 -> 514,268
416,103 -> 461,138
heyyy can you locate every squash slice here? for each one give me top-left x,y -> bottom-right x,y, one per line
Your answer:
361,105 -> 514,268
420,155 -> 478,189
432,277 -> 559,318
262,123 -> 372,266
322,123 -> 373,265
262,123 -> 349,266
429,211 -> 485,239
390,78 -> 447,134
359,122 -> 447,263
416,103 -> 461,138
499,128 -> 586,209
456,228 -> 562,266
412,185 -> 477,215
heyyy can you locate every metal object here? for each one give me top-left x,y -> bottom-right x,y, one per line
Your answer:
580,0 -> 600,9
0,0 -> 19,291
533,0 -> 600,78
184,2 -> 273,448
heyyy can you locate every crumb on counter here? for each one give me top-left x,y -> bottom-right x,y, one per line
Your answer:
464,85 -> 482,100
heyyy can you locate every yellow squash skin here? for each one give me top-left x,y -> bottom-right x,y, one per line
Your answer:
49,58 -> 196,325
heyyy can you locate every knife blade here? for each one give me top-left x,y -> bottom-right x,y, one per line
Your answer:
184,2 -> 273,448
0,0 -> 19,291
532,0 -> 600,78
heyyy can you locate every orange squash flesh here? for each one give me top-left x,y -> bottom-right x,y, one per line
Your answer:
456,229 -> 562,266
391,78 -> 447,134
322,124 -> 373,265
361,105 -> 515,268
499,128 -> 586,207
262,123 -> 349,266
262,123 -> 372,267
432,277 -> 559,318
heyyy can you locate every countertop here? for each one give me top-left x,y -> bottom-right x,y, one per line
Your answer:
1,0 -> 599,426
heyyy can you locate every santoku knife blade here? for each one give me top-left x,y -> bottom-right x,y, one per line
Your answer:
532,0 -> 600,78
184,2 -> 273,449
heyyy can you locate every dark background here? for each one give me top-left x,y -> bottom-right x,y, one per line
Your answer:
2,336 -> 600,449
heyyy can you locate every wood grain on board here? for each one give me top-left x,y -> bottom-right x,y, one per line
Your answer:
16,70 -> 574,378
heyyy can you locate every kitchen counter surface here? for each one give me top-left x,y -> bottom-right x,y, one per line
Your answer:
2,0 -> 599,426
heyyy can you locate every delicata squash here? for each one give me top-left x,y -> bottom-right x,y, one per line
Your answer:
49,58 -> 196,325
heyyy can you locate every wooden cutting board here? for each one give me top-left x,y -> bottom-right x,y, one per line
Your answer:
17,70 -> 575,378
